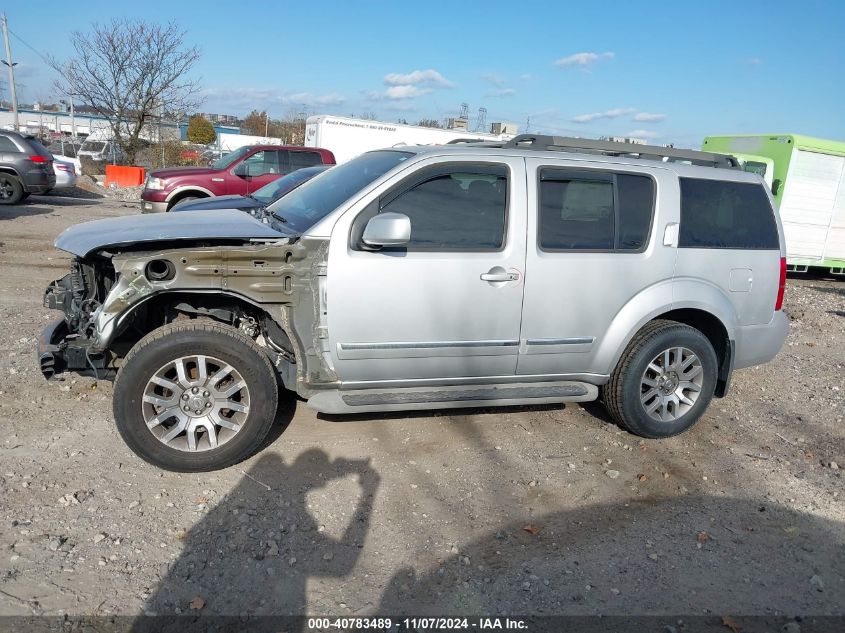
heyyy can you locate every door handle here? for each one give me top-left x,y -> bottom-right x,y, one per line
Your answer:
480,272 -> 519,282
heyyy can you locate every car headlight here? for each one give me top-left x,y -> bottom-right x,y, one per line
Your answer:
145,177 -> 165,190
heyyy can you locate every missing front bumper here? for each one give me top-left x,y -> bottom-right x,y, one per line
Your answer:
36,317 -> 110,380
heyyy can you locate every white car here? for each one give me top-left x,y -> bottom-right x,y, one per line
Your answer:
52,158 -> 78,189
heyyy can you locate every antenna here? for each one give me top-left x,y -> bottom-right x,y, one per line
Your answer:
474,107 -> 487,133
459,102 -> 469,119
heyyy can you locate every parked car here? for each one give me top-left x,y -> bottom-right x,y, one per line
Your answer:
140,145 -> 336,212
77,138 -> 126,164
0,130 -> 56,204
38,135 -> 789,471
46,140 -> 83,159
171,164 -> 331,213
52,158 -> 78,189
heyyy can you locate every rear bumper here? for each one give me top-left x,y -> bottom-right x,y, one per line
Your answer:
733,311 -> 790,370
23,170 -> 56,193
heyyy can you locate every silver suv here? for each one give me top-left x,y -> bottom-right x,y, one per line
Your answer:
38,135 -> 789,471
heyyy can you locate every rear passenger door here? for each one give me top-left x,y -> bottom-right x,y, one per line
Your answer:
518,159 -> 674,376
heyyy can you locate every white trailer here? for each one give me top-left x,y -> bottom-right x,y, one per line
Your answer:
304,115 -> 514,164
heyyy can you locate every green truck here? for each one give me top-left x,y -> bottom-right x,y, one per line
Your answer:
702,134 -> 845,274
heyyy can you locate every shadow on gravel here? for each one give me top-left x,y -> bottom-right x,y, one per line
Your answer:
0,205 -> 55,221
137,451 -> 380,629
376,496 -> 844,617
27,195 -> 103,206
135,456 -> 843,630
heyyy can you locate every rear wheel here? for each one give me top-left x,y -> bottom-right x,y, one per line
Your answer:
0,174 -> 24,205
113,322 -> 279,471
603,320 -> 717,438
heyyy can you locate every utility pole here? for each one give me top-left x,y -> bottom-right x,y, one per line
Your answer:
264,111 -> 269,137
1,14 -> 20,132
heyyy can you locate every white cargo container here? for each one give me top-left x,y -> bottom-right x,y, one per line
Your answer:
304,115 -> 513,164
703,134 -> 845,273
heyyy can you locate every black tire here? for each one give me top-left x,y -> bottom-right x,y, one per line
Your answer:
168,195 -> 199,211
113,322 -> 279,472
602,320 -> 717,439
21,191 -> 31,200
0,174 -> 24,205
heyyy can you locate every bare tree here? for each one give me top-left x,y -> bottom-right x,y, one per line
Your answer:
52,20 -> 202,164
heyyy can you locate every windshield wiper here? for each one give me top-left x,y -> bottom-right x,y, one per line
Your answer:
270,210 -> 288,224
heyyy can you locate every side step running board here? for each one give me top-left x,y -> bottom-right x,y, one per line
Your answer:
306,381 -> 598,414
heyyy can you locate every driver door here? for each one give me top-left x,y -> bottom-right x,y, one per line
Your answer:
326,156 -> 527,382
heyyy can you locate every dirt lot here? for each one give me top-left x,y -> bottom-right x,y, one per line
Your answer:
0,194 -> 843,625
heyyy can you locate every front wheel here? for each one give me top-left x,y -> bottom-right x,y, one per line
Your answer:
113,322 -> 279,471
602,320 -> 717,438
168,196 -> 199,211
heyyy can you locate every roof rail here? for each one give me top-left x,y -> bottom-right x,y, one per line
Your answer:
502,134 -> 740,169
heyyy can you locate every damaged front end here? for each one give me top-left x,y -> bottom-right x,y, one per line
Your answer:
40,256 -> 117,378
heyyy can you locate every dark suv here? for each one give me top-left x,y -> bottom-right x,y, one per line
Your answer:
140,144 -> 336,212
0,131 -> 56,204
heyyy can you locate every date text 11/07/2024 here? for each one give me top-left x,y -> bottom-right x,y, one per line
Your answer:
306,617 -> 529,631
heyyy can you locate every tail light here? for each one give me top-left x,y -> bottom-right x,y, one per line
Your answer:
775,256 -> 787,311
56,163 -> 72,172
29,155 -> 49,164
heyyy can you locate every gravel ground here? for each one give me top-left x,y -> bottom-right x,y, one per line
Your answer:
0,195 -> 842,623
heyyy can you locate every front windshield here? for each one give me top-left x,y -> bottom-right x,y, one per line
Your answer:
251,166 -> 329,205
211,146 -> 249,170
267,150 -> 412,232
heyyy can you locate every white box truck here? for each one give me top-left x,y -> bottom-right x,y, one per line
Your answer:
304,115 -> 513,164
703,134 -> 845,274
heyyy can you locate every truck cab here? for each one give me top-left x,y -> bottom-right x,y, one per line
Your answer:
140,144 -> 335,212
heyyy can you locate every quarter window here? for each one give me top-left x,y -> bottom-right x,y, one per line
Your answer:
380,165 -> 508,250
289,151 -> 323,170
679,178 -> 779,249
0,136 -> 19,152
539,169 -> 654,251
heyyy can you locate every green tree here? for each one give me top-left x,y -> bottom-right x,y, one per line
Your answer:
186,114 -> 216,144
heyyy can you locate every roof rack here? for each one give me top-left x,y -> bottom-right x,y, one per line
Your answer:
501,134 -> 740,169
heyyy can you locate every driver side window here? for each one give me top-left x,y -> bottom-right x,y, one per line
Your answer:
379,164 -> 508,250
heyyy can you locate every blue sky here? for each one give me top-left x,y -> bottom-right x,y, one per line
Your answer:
3,0 -> 843,147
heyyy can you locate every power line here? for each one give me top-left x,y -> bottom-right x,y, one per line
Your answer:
8,28 -> 52,67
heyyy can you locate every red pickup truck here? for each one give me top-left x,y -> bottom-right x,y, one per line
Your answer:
140,144 -> 336,212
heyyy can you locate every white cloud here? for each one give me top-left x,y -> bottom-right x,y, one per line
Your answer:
485,87 -> 516,98
200,87 -> 345,111
626,129 -> 661,140
365,85 -> 434,101
284,92 -> 345,106
519,73 -> 532,81
632,112 -> 666,122
384,85 -> 432,100
745,57 -> 763,65
553,51 -> 614,68
571,107 -> 635,123
383,69 -> 455,88
482,72 -> 505,86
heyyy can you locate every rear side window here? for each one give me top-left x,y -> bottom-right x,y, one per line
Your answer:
381,165 -> 508,250
679,178 -> 779,249
0,136 -> 19,152
290,151 -> 323,170
539,169 -> 654,251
